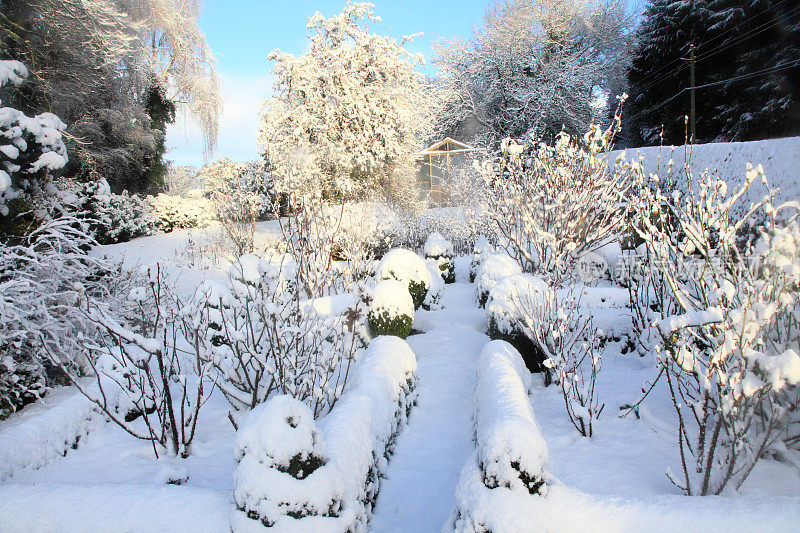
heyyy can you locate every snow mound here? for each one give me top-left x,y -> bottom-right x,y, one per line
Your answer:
470,235 -> 494,281
475,254 -> 522,306
230,336 -> 417,532
370,279 -> 414,319
449,340 -> 549,531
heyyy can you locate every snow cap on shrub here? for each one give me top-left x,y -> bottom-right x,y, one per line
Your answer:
486,273 -> 551,336
368,279 -> 414,339
371,279 -> 414,319
375,248 -> 431,309
235,395 -> 324,472
424,232 -> 453,258
475,254 -> 522,306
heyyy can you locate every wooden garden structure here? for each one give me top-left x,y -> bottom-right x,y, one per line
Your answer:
415,137 -> 480,204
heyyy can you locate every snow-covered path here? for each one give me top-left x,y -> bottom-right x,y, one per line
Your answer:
370,282 -> 488,533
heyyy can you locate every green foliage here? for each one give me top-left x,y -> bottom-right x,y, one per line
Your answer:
367,309 -> 413,339
407,279 -> 428,310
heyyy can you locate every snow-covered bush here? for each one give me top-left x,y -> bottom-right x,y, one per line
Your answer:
450,340 -> 549,531
331,201 -> 404,284
486,273 -> 551,373
375,248 -> 432,310
0,208 -> 103,419
146,191 -> 214,232
48,264 -> 215,458
69,177 -> 155,244
367,279 -> 414,339
423,259 -> 445,311
475,253 -> 521,307
230,336 -> 417,531
0,60 -> 68,220
399,207 -> 485,257
194,252 -> 366,420
470,235 -> 493,283
476,111 -> 631,284
202,159 -> 275,256
629,158 -> 800,495
424,232 -> 455,283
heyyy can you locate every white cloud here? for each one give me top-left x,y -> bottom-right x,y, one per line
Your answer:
165,71 -> 272,166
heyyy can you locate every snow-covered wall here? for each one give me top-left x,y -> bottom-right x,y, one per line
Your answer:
610,136 -> 800,206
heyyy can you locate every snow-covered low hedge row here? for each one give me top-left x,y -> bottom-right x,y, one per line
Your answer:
0,388 -> 105,481
230,336 -> 418,532
448,340 -> 549,532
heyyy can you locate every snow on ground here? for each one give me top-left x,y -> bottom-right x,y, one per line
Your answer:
370,282 -> 489,533
610,136 -> 800,207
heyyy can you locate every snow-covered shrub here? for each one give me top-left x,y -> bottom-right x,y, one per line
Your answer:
194,252 -> 365,420
450,340 -> 549,531
423,258 -> 445,311
146,191 -> 214,232
0,208 -> 103,419
486,273 -> 551,373
202,159 -> 275,256
424,231 -> 455,283
629,158 -> 800,494
367,279 -> 414,339
331,201 -> 404,284
375,248 -> 431,310
48,264 -> 215,458
69,177 -> 154,244
475,253 -> 521,307
230,336 -> 417,531
0,60 -> 68,220
476,111 -> 631,284
469,235 -> 493,283
399,207 -> 484,257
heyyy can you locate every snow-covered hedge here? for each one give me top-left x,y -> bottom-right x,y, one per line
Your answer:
474,253 -> 521,307
146,191 -> 214,233
231,336 -> 417,531
449,340 -> 549,531
374,248 -> 431,310
469,235 -> 493,283
423,232 -> 455,284
367,279 -> 414,339
0,389 -> 104,480
486,273 -> 551,372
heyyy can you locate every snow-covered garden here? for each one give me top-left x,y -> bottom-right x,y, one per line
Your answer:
1,0 -> 799,532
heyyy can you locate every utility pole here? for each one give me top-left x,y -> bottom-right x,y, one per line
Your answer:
689,42 -> 696,142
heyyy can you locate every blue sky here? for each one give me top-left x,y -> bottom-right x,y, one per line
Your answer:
166,1 -> 491,167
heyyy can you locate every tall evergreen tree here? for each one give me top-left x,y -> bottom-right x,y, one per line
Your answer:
706,0 -> 800,141
626,0 -> 800,146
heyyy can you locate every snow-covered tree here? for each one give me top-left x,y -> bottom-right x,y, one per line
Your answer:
433,0 -> 634,148
259,1 -> 431,202
626,0 -> 798,145
0,0 -> 220,192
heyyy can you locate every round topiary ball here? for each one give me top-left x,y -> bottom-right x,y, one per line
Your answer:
368,279 -> 415,339
470,235 -> 493,283
374,248 -> 431,310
